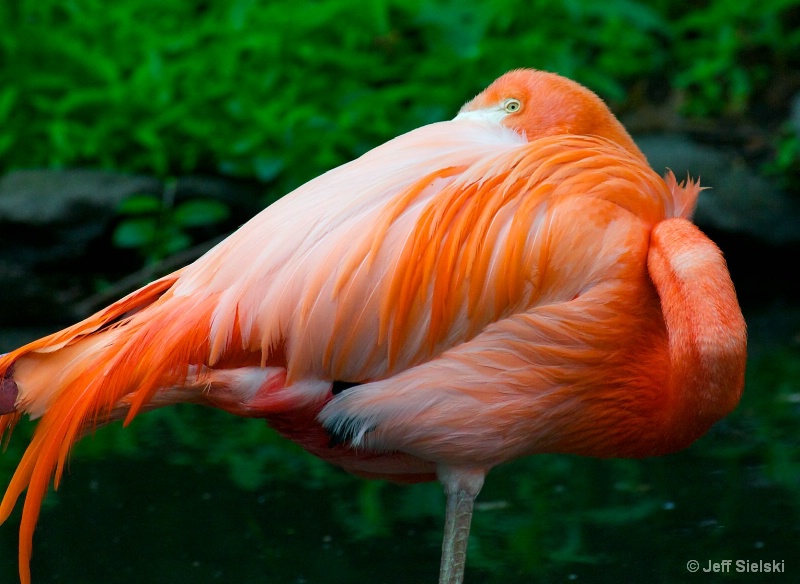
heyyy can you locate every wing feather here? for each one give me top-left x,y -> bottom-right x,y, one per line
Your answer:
180,125 -> 686,390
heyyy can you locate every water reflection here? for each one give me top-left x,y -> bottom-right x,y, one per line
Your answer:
1,312 -> 799,583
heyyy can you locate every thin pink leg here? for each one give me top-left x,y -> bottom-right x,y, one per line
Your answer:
438,466 -> 485,584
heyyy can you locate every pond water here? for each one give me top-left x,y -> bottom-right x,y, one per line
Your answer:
1,307 -> 799,584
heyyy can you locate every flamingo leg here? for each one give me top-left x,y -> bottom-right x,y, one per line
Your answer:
438,466 -> 485,584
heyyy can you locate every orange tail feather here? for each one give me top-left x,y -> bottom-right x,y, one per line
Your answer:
0,270 -> 227,584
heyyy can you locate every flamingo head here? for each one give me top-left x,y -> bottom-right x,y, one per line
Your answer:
457,68 -> 645,161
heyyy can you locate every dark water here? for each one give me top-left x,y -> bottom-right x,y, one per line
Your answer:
1,309 -> 799,584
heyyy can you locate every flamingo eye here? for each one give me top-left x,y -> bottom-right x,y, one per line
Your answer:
503,99 -> 521,113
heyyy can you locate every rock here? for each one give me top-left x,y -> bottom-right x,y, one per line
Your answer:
637,134 -> 800,244
0,170 -> 161,325
0,169 -> 162,225
791,92 -> 800,137
0,169 -> 264,326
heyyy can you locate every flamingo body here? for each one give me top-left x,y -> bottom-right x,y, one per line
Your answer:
0,69 -> 746,584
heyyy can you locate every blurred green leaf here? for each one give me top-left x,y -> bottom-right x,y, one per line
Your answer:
0,87 -> 18,122
173,199 -> 230,227
113,217 -> 158,248
159,226 -> 193,256
253,156 -> 285,182
118,194 -> 162,215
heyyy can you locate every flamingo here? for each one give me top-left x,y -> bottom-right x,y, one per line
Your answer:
0,69 -> 746,584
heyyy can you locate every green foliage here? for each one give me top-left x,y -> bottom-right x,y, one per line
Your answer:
764,125 -> 800,191
667,0 -> 800,116
113,186 -> 230,262
2,0 -> 798,194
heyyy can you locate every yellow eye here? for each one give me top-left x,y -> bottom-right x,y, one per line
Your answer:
504,99 -> 521,113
